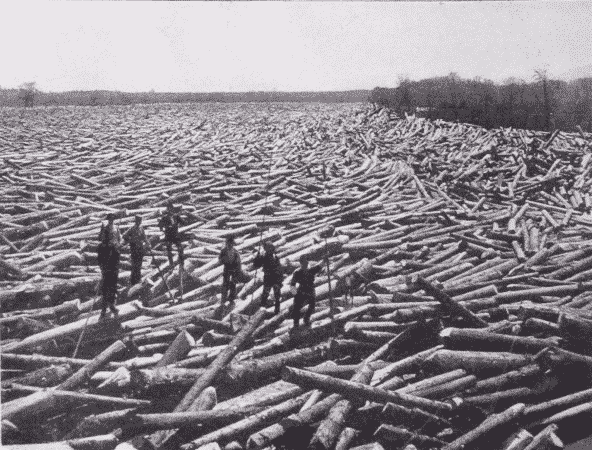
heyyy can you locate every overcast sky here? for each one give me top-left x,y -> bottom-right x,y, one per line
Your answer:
1,1 -> 590,93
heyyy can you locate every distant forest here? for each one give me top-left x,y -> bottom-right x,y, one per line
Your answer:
369,72 -> 592,132
0,88 -> 369,108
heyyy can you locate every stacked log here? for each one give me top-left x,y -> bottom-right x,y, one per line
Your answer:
2,101 -> 592,449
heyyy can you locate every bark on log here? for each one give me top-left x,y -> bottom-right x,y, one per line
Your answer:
501,429 -> 534,450
155,330 -> 195,368
180,393 -> 310,450
442,403 -> 526,450
0,363 -> 73,389
309,365 -> 374,450
425,350 -> 533,374
523,424 -> 563,450
246,393 -> 342,450
412,276 -> 488,327
282,366 -> 453,414
149,310 -> 266,448
374,424 -> 446,447
439,327 -> 560,354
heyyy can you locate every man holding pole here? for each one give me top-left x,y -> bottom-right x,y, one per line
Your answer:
158,203 -> 185,269
219,236 -> 242,305
290,255 -> 323,328
123,215 -> 151,286
97,213 -> 121,318
253,240 -> 283,314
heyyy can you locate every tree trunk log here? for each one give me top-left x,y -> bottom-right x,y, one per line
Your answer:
309,365 -> 374,450
282,366 -> 453,415
442,403 -> 525,450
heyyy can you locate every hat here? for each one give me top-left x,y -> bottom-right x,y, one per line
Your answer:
135,215 -> 142,220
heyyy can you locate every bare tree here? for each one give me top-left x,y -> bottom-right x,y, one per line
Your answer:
397,75 -> 413,114
18,82 -> 39,107
534,69 -> 553,131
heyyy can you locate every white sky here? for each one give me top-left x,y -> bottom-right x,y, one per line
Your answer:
1,1 -> 590,93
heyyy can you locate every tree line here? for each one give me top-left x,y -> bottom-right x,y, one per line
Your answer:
0,84 -> 369,107
369,72 -> 592,132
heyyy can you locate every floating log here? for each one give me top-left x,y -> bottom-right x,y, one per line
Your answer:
282,366 -> 453,414
442,403 -> 526,450
180,393 -> 311,450
425,350 -> 533,374
439,328 -> 561,354
4,103 -> 592,450
309,365 -> 374,450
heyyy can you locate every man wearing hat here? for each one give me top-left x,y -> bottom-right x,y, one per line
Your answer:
218,236 -> 242,304
97,213 -> 122,318
290,255 -> 323,328
158,203 -> 185,269
123,215 -> 151,286
253,240 -> 283,314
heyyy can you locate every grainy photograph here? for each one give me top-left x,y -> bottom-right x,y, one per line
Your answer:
1,1 -> 592,450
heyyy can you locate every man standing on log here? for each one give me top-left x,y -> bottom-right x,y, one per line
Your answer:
219,236 -> 242,305
290,255 -> 323,328
97,213 -> 121,318
253,240 -> 283,314
158,203 -> 185,269
123,215 -> 151,286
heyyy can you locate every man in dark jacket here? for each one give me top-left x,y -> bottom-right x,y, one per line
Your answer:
158,203 -> 185,268
123,215 -> 151,286
290,255 -> 323,328
253,240 -> 283,314
218,236 -> 242,304
98,213 -> 121,318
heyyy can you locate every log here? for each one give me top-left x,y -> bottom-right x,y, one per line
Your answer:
412,276 -> 488,327
523,424 -> 563,450
155,330 -> 195,367
442,403 -> 526,450
246,393 -> 342,450
501,429 -> 534,450
129,367 -> 206,392
467,363 -> 541,394
180,392 -> 311,450
225,342 -> 332,386
0,363 -> 73,389
334,427 -> 359,450
176,309 -> 266,410
4,383 -> 150,423
57,340 -> 128,391
523,387 -> 592,418
381,402 -> 451,428
374,424 -> 446,447
439,327 -> 560,354
309,365 -> 374,450
425,350 -> 533,374
65,409 -> 137,440
149,310 -> 266,448
282,367 -> 453,414
536,401 -> 592,426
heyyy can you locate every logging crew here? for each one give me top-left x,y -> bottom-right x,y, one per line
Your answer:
158,203 -> 185,269
97,213 -> 122,318
123,215 -> 151,286
290,255 -> 323,328
253,240 -> 283,314
219,236 -> 242,304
